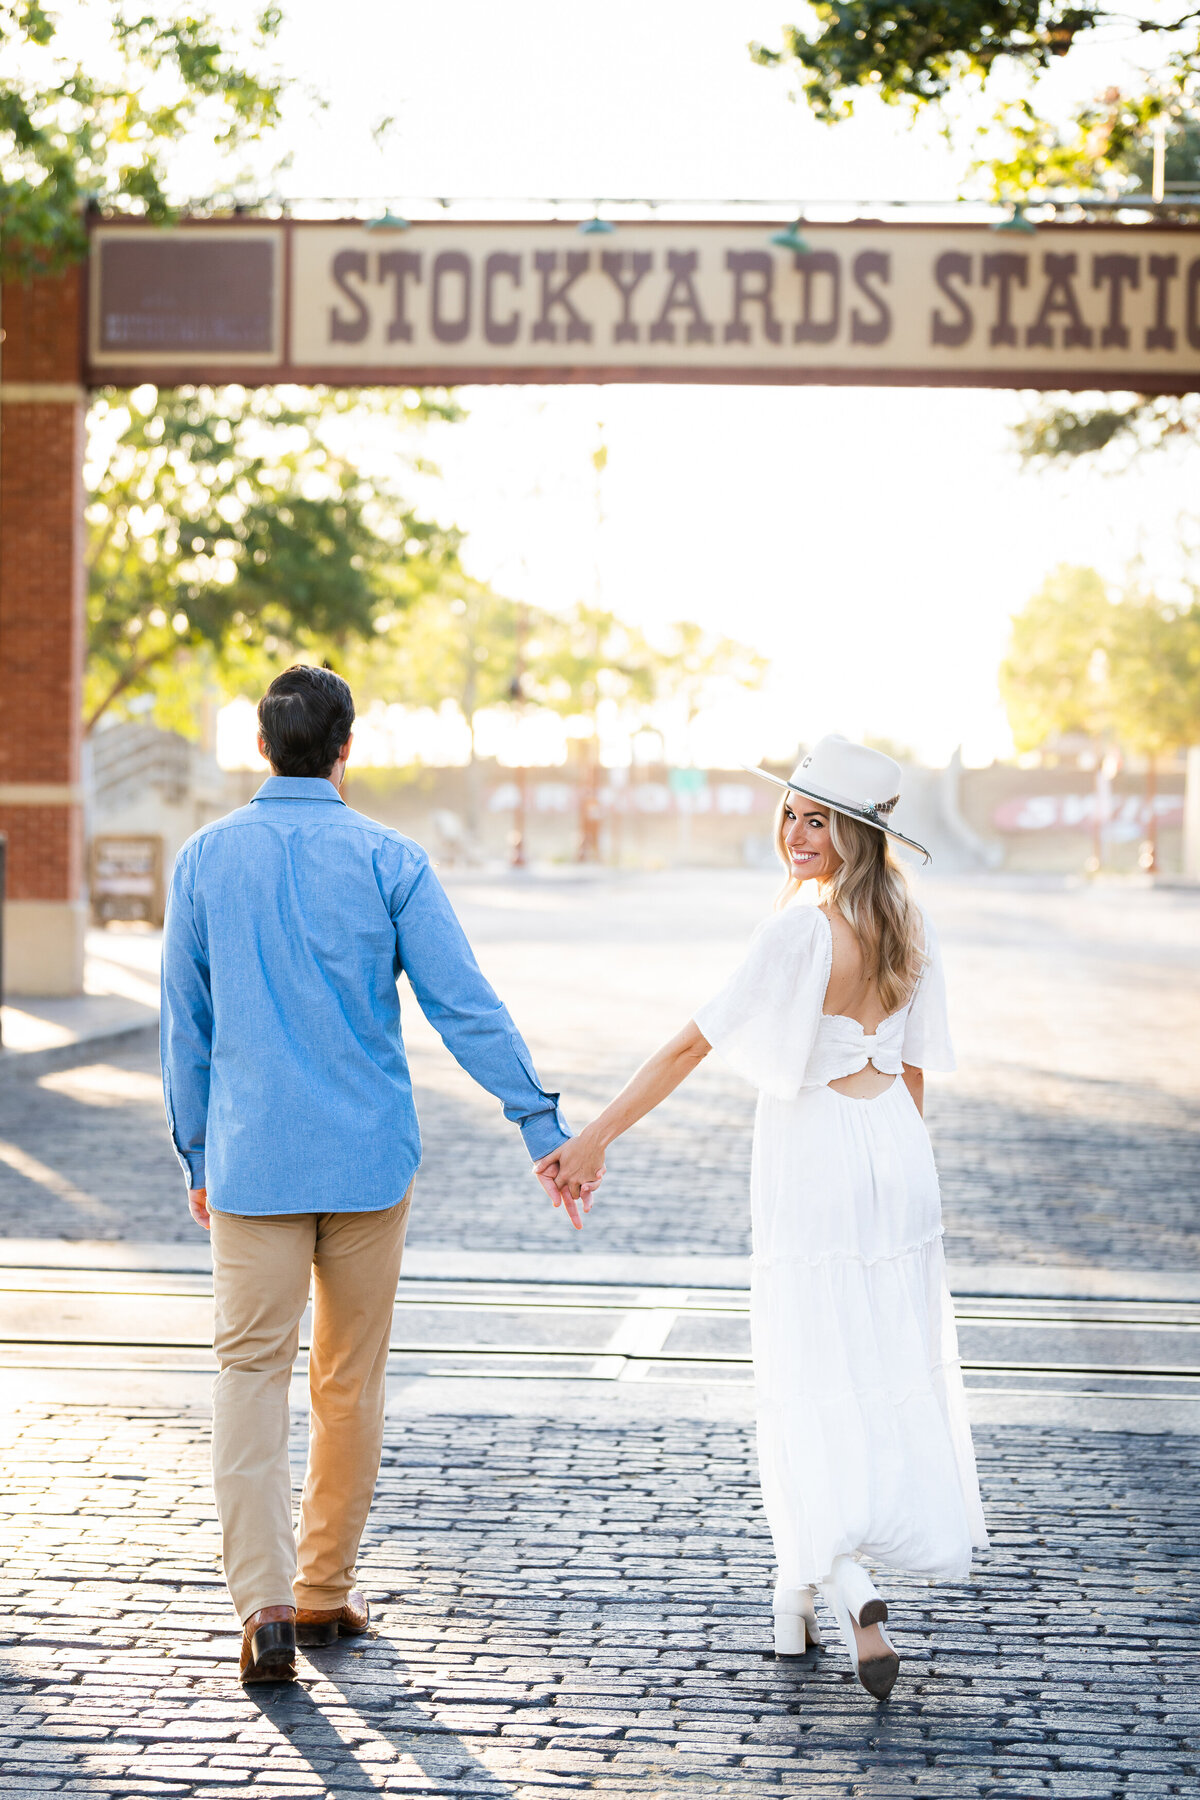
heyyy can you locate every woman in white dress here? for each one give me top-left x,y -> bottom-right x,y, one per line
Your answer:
542,735 -> 988,1700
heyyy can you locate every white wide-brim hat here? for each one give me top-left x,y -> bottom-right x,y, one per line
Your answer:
747,734 -> 931,862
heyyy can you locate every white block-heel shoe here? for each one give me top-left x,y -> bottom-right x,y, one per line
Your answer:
772,1584 -> 822,1656
821,1557 -> 899,1700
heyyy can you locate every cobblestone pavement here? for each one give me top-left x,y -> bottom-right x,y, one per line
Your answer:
1,872 -> 1198,1268
0,1400 -> 1192,1798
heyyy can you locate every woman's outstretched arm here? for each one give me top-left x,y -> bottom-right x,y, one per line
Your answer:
537,1020 -> 712,1202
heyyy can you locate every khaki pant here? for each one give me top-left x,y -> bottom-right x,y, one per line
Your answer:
209,1189 -> 412,1623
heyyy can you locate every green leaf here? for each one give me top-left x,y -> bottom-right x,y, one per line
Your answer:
1,0 -> 286,278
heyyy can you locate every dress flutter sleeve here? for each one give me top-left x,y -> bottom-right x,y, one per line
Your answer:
693,901 -> 831,1100
901,910 -> 956,1073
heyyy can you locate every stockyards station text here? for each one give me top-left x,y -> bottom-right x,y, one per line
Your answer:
87,219 -> 1200,391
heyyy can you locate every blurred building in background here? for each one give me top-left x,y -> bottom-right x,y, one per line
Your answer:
77,724 -> 1199,915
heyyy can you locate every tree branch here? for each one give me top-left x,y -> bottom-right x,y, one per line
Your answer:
84,643 -> 176,734
1129,9 -> 1200,30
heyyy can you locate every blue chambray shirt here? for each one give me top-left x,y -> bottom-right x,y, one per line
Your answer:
159,776 -> 571,1214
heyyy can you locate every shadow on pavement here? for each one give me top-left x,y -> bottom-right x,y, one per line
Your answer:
247,1638 -> 520,1796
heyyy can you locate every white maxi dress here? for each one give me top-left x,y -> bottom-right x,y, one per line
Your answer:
693,897 -> 988,1590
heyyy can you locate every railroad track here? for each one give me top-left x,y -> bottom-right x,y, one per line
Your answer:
0,1263 -> 1196,1397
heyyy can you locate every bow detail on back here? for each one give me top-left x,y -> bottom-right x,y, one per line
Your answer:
804,1010 -> 908,1084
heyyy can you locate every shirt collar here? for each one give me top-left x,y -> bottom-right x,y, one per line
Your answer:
251,776 -> 347,804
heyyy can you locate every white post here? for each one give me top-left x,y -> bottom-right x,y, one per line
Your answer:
1184,745 -> 1200,881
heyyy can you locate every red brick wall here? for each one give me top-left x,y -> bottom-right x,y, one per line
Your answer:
2,262 -> 85,381
0,264 -> 86,901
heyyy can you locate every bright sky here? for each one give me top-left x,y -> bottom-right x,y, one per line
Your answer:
91,0 -> 1200,766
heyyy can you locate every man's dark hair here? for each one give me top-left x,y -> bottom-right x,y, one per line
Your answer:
257,665 -> 356,778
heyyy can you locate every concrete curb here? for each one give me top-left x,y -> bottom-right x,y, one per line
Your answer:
0,1017 -> 158,1082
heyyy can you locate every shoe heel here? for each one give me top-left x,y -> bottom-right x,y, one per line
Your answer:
773,1583 -> 823,1649
248,1619 -> 296,1676
821,1573 -> 900,1701
831,1555 -> 886,1627
858,1625 -> 900,1701
296,1619 -> 339,1647
773,1609 -> 807,1656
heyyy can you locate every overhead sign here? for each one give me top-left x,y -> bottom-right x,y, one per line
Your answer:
87,218 -> 1200,391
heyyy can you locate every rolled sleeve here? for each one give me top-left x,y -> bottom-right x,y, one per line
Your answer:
518,1108 -> 571,1160
160,849 -> 213,1189
391,853 -> 571,1159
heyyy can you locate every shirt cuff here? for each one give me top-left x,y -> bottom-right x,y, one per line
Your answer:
519,1106 -> 572,1162
178,1150 -> 206,1189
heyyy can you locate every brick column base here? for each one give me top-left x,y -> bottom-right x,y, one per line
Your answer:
1,900 -> 88,996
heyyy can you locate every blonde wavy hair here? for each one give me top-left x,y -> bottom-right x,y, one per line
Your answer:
773,796 -> 926,1016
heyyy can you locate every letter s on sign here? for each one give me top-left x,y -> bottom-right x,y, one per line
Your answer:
329,250 -> 370,344
850,250 -> 891,346
931,252 -> 972,348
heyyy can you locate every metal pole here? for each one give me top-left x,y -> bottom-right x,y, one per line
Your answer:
1140,756 -> 1159,875
510,606 -> 527,869
1152,115 -> 1167,205
1184,745 -> 1200,882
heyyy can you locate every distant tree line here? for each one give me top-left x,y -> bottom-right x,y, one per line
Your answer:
1001,565 -> 1200,869
85,385 -> 766,823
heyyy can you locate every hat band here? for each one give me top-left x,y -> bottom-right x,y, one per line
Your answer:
791,777 -> 900,823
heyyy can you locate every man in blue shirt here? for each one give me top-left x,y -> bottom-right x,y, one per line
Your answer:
161,664 -> 583,1685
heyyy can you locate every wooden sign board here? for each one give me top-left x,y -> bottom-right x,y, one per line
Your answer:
89,833 -> 164,927
87,218 -> 1200,392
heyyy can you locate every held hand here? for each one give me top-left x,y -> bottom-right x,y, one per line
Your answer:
188,1187 -> 210,1231
543,1125 -> 607,1204
534,1160 -> 582,1230
534,1144 -> 604,1232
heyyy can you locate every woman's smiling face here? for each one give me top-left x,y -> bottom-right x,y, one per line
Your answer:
781,796 -> 844,882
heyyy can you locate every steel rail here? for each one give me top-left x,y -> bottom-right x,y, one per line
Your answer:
0,1275 -> 1196,1332
0,1330 -> 1197,1382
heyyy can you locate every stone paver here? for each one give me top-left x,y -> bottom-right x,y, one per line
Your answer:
1,872 -> 1197,1269
0,1401 -> 1194,1797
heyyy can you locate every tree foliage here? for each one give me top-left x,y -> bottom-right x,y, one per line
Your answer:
85,384 -> 461,732
1000,564 -> 1113,754
1014,393 -> 1200,464
1,1 -> 286,277
751,8 -> 1200,464
751,5 -> 1196,158
514,611 -> 767,737
1109,589 -> 1200,756
649,621 -> 769,736
751,4 -> 1200,204
384,577 -> 529,830
752,4 -> 1105,124
1000,563 -> 1200,757
523,605 -> 657,723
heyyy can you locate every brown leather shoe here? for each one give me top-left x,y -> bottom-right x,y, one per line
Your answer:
239,1605 -> 297,1685
294,1588 -> 370,1647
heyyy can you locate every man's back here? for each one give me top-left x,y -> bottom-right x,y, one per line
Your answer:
161,776 -> 568,1215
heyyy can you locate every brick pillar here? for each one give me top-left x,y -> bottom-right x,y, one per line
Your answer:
0,263 -> 88,996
